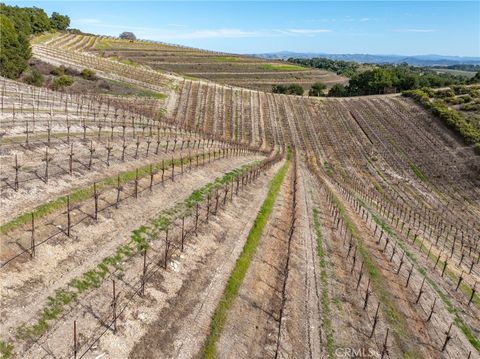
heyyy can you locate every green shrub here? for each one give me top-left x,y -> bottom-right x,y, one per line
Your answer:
24,68 -> 44,87
328,84 -> 348,97
403,89 -> 480,146
272,84 -> 304,96
309,81 -> 326,97
445,97 -> 464,105
50,66 -> 65,76
52,75 -> 73,90
460,103 -> 480,112
80,68 -> 95,80
434,89 -> 455,98
460,94 -> 473,103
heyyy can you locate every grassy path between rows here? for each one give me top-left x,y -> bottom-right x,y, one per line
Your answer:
202,154 -> 290,358
312,207 -> 334,358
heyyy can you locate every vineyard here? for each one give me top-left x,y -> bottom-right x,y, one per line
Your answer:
0,31 -> 479,359
38,33 -> 346,93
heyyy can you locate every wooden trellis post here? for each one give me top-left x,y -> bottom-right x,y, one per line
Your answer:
73,320 -> 77,359
30,213 -> 35,258
116,175 -> 122,209
370,302 -> 380,338
380,328 -> 389,359
13,154 -> 20,191
93,182 -> 99,221
223,184 -> 229,205
67,196 -> 71,237
88,141 -> 95,170
181,217 -> 185,251
363,278 -> 371,310
206,194 -> 211,223
149,165 -> 154,191
356,262 -> 364,289
468,282 -> 476,306
69,144 -> 75,175
121,140 -> 127,162
155,135 -> 161,155
141,248 -> 147,296
134,169 -> 139,198
146,137 -> 151,157
415,277 -> 426,304
106,141 -> 113,166
195,203 -> 199,235
214,190 -> 219,214
441,323 -> 453,352
164,228 -> 170,269
161,160 -> 165,185
455,271 -> 464,291
112,279 -> 117,334
426,297 -> 436,322
43,147 -> 53,183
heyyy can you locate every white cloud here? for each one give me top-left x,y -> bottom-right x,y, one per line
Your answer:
393,29 -> 436,33
360,17 -> 371,22
286,29 -> 332,34
69,20 -> 334,40
148,29 -> 265,40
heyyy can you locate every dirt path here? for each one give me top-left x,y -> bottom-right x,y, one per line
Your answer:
215,159 -> 294,358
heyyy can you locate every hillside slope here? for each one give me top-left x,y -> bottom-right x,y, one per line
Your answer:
1,32 -> 479,359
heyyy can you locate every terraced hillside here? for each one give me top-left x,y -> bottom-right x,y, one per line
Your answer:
39,33 -> 346,93
0,32 -> 479,359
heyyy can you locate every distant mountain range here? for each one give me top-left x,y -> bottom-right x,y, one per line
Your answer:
251,51 -> 480,66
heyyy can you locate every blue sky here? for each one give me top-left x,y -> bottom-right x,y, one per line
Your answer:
5,1 -> 480,56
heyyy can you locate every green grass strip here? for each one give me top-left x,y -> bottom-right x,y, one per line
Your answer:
312,207 -> 335,358
0,340 -> 14,359
202,154 -> 290,358
408,162 -> 427,182
261,63 -> 305,71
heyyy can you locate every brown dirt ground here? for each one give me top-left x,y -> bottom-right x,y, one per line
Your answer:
0,154 -> 262,355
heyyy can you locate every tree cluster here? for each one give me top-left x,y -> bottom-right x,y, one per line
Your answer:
0,3 -> 70,78
327,65 -> 477,97
272,84 -> 304,96
308,82 -> 327,96
119,32 -> 136,41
